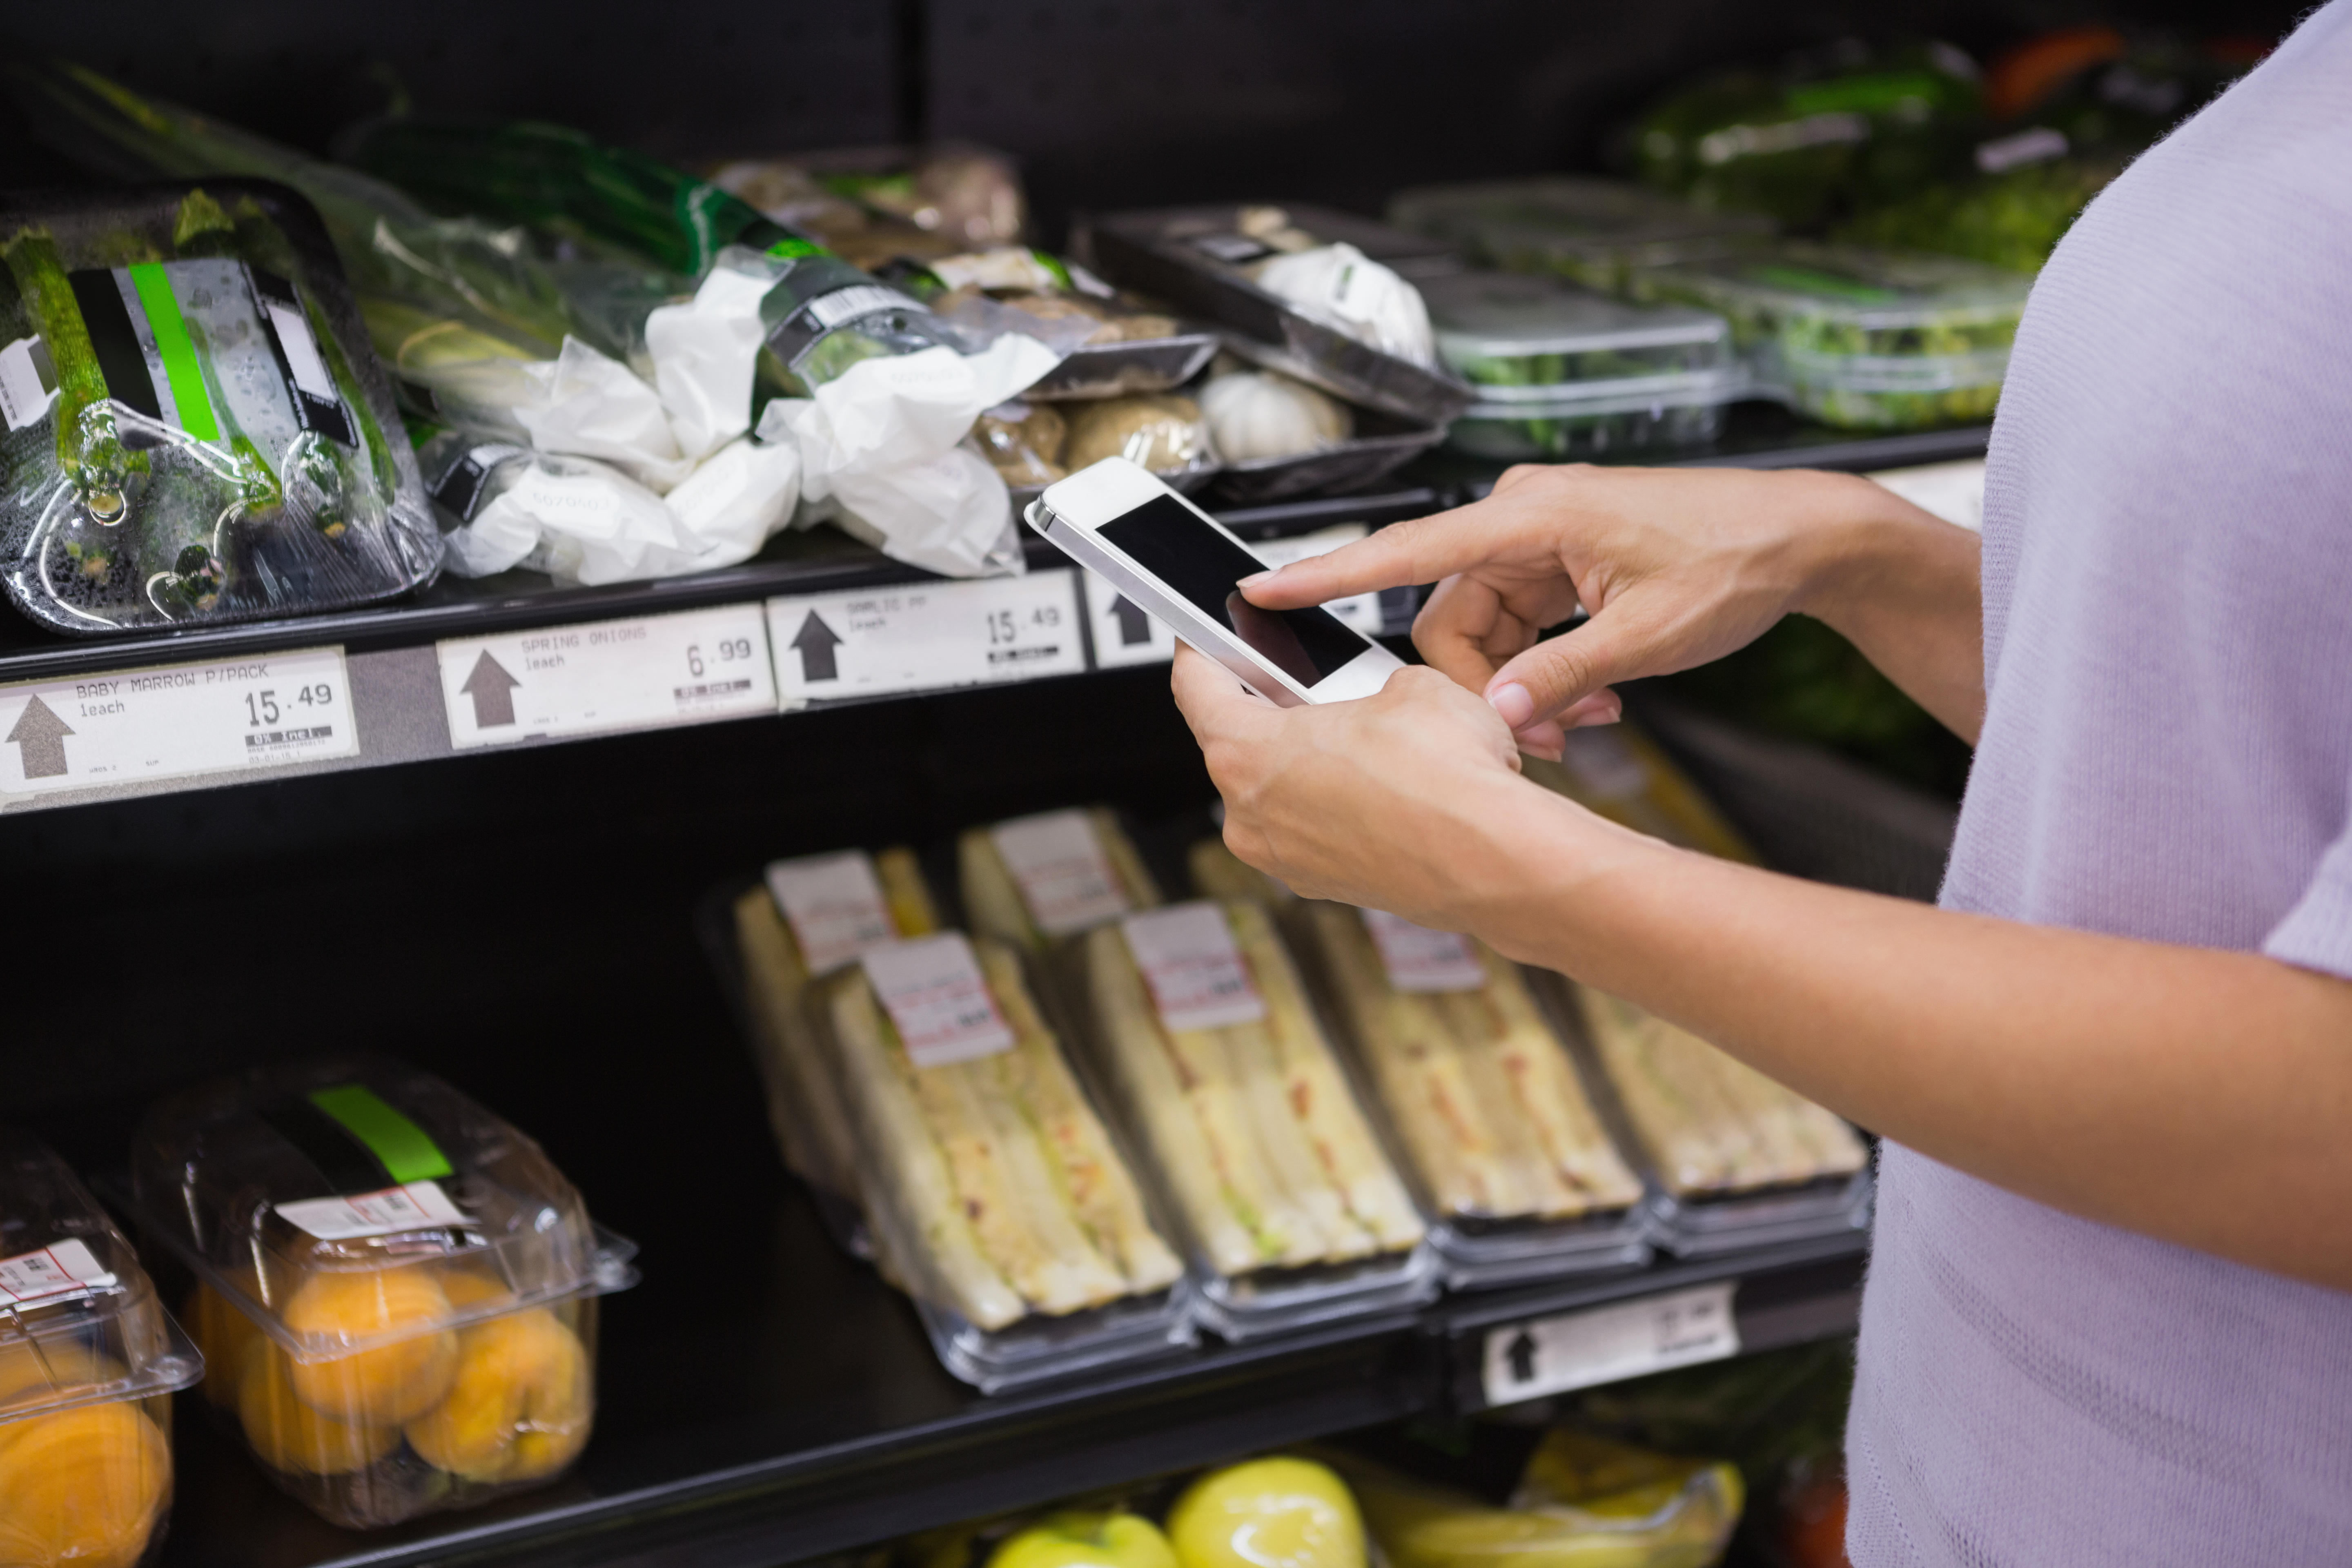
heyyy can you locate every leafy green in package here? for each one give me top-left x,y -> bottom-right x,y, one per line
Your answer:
0,183 -> 434,634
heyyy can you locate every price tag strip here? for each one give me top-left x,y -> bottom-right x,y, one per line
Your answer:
276,1179 -> 472,1242
768,571 -> 1084,707
1481,1281 -> 1740,1406
0,1238 -> 118,1306
767,851 -> 898,976
1361,909 -> 1487,993
862,933 -> 1016,1068
1121,902 -> 1266,1032
437,602 -> 776,749
0,646 -> 356,798
1081,523 -> 1381,670
991,809 -> 1132,937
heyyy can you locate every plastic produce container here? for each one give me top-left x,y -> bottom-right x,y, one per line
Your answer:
806,931 -> 1194,1390
0,1132 -> 199,1568
1634,242 -> 2032,430
0,180 -> 437,637
1552,980 -> 1871,1256
128,1060 -> 636,1528
1288,902 -> 1652,1288
1386,177 -> 1776,298
1419,270 -> 1742,461
1057,898 -> 1436,1337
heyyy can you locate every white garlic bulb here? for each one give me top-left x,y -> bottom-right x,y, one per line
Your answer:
1200,371 -> 1355,462
1253,243 -> 1436,366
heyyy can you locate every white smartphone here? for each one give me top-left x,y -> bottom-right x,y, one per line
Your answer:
1026,458 -> 1405,706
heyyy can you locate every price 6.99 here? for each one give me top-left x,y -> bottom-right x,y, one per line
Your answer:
244,683 -> 334,727
686,638 -> 754,677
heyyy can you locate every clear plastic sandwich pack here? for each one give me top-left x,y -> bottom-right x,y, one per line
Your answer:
129,1059 -> 636,1528
960,807 -> 1166,952
0,1131 -> 200,1568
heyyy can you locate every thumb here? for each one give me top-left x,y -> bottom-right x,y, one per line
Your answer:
1481,599 -> 1646,732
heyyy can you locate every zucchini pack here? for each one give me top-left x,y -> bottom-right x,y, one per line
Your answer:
0,181 -> 435,635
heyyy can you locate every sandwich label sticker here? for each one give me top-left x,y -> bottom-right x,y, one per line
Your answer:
767,851 -> 898,975
276,1180 -> 470,1242
991,809 -> 1131,936
1361,910 -> 1487,993
864,933 -> 1016,1068
0,1239 -> 118,1306
1123,902 -> 1266,1032
1482,1282 -> 1740,1406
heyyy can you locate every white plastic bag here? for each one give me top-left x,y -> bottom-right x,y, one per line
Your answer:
447,455 -> 684,586
513,337 -> 694,492
1255,243 -> 1436,367
644,263 -> 775,463
660,416 -> 804,574
824,445 -> 1025,579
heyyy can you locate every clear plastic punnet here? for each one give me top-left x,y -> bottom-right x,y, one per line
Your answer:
960,807 -> 1166,952
1447,387 -> 1731,463
1287,902 -> 1652,1289
0,180 -> 438,636
1385,177 -> 1777,298
1556,980 -> 1871,1256
1633,241 -> 2033,430
128,1058 -> 637,1529
1058,898 -> 1437,1338
0,1131 -> 198,1568
806,931 -> 1195,1391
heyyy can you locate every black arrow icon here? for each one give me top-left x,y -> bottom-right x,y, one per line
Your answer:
792,611 -> 844,682
1110,595 -> 1152,647
7,694 -> 73,779
459,651 -> 521,728
1505,1327 -> 1539,1385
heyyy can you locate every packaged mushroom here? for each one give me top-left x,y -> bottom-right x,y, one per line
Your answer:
1064,898 -> 1433,1336
960,807 -> 1164,951
0,1132 -> 200,1568
1569,985 -> 1870,1254
129,1060 -> 635,1528
809,932 -> 1191,1388
1292,901 -> 1650,1286
1060,394 -> 1216,483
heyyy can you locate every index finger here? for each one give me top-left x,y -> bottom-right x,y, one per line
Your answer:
1238,503 -> 1512,610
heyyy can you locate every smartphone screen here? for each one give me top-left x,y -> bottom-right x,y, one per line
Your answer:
1100,495 -> 1370,688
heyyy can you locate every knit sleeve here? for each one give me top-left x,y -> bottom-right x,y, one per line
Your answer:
2263,820 -> 2352,981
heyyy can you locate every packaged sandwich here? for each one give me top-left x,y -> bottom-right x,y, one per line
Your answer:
733,847 -> 942,1207
1294,902 -> 1647,1285
1522,722 -> 1759,863
129,1059 -> 635,1528
1570,985 -> 1869,1254
809,932 -> 1190,1387
0,1131 -> 198,1568
1067,899 -> 1432,1334
961,808 -> 1163,950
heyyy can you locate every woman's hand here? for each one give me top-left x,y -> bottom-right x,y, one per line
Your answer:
1238,463 -> 1984,754
1168,645 -> 1542,922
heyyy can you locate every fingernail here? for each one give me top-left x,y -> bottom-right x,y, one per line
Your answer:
1488,682 -> 1535,730
1236,570 -> 1275,589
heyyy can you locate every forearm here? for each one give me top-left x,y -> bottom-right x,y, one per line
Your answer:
1465,785 -> 2352,1288
1791,471 -> 1986,743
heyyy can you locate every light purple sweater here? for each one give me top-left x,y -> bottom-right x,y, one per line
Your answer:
1844,7 -> 2352,1563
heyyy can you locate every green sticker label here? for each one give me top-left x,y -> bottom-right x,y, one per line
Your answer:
307,1085 -> 454,1185
125,263 -> 218,442
765,236 -> 831,261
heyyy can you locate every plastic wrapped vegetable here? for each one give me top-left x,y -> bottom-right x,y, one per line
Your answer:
0,181 -> 437,634
1254,245 -> 1434,368
1572,985 -> 1865,1199
961,808 -> 1165,950
810,933 -> 1184,1330
972,401 -> 1068,487
1072,900 -> 1424,1279
1296,902 -> 1642,1226
1199,370 -> 1352,461
1061,394 -> 1214,479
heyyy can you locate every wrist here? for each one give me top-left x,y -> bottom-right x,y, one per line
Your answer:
1783,470 -> 1936,630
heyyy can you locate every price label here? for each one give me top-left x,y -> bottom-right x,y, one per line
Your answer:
992,809 -> 1131,936
1481,1282 -> 1740,1406
862,933 -> 1016,1068
1080,525 -> 1381,671
767,851 -> 898,976
0,1239 -> 117,1306
276,1179 -> 471,1242
437,603 -> 776,749
768,571 -> 1084,706
1122,902 -> 1265,1031
0,646 -> 356,798
1361,909 -> 1486,993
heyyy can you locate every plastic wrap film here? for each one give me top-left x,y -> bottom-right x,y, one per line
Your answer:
1063,899 -> 1433,1336
1385,178 -> 1776,298
0,1132 -> 198,1568
0,182 -> 437,635
960,808 -> 1165,951
1290,902 -> 1648,1286
1334,1430 -> 1743,1568
808,933 -> 1192,1389
128,1060 -> 635,1527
